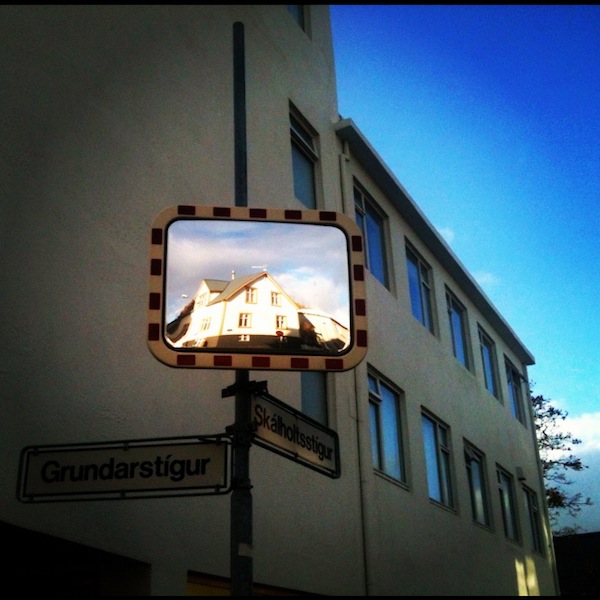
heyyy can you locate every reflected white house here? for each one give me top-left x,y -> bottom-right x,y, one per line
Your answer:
166,271 -> 349,354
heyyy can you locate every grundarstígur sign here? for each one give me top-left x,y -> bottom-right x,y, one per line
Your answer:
17,435 -> 231,503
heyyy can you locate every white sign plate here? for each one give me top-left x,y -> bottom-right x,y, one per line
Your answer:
18,435 -> 231,502
251,391 -> 340,478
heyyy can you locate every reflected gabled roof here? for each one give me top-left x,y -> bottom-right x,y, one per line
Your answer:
202,279 -> 229,294
207,272 -> 299,308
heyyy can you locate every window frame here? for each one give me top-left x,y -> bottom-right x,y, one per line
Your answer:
497,466 -> 520,542
301,371 -> 328,426
422,411 -> 454,508
285,5 -> 309,34
464,441 -> 491,527
523,485 -> 545,555
368,370 -> 406,483
290,108 -> 318,209
446,288 -> 470,369
354,181 -> 389,288
506,358 -> 526,424
406,242 -> 435,333
478,325 -> 500,398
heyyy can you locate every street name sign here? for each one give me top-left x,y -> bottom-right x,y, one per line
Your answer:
18,435 -> 231,503
251,390 -> 340,478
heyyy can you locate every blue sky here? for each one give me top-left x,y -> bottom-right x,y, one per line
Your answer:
165,220 -> 350,326
330,5 -> 600,533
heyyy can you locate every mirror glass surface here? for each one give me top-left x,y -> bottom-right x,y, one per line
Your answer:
164,219 -> 351,356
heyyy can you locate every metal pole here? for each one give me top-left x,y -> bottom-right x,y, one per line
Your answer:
230,21 -> 253,596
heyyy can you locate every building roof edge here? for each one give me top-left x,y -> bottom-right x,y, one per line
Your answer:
334,117 -> 535,366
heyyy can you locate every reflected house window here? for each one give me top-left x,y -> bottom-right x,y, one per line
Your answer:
239,334 -> 250,343
271,292 -> 281,306
276,315 -> 287,329
245,287 -> 257,304
201,317 -> 211,332
239,313 -> 251,328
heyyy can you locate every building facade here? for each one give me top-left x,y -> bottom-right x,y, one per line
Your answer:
1,5 -> 559,595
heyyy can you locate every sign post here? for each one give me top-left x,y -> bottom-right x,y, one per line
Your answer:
230,21 -> 253,597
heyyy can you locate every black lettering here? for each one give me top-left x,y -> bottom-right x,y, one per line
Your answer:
254,404 -> 265,427
140,460 -> 153,478
41,460 -> 60,483
169,459 -> 185,482
114,462 -> 129,479
99,458 -> 115,480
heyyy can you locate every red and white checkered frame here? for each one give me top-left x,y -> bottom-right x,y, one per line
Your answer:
147,205 -> 368,371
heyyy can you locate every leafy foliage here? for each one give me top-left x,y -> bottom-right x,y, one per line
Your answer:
531,387 -> 593,535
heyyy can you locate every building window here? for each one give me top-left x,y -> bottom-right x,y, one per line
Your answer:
354,183 -> 389,288
286,5 -> 306,31
506,358 -> 526,424
406,244 -> 434,333
275,315 -> 287,329
271,292 -> 281,306
446,289 -> 470,368
239,334 -> 250,342
523,486 -> 544,554
290,110 -> 318,208
464,442 -> 491,527
368,371 -> 405,482
238,313 -> 251,328
478,326 -> 499,398
497,466 -> 519,541
422,412 -> 454,508
245,287 -> 257,304
301,371 -> 327,426
200,317 -> 211,332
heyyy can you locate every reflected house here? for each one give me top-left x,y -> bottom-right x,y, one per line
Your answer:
166,271 -> 349,353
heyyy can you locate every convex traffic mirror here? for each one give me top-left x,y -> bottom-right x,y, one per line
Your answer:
147,206 -> 367,371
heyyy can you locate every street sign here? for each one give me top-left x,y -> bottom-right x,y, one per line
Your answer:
250,389 -> 340,478
17,435 -> 231,503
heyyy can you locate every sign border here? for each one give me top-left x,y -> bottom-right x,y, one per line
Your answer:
251,389 -> 341,479
17,434 -> 232,503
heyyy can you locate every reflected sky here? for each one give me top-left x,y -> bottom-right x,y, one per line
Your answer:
165,219 -> 351,327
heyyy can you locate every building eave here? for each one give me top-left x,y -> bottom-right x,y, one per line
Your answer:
334,117 -> 535,366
